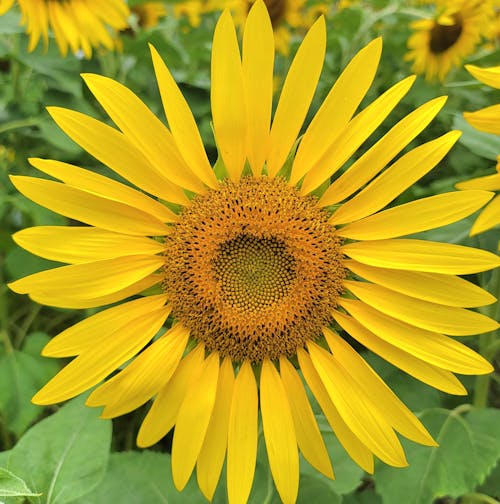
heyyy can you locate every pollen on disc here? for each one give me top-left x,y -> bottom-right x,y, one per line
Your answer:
162,176 -> 346,363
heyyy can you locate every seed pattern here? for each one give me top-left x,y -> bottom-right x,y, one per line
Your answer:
430,14 -> 463,54
162,176 -> 346,362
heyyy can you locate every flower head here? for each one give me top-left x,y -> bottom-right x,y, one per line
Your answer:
405,0 -> 495,82
8,2 -> 500,503
456,64 -> 500,237
0,0 -> 129,58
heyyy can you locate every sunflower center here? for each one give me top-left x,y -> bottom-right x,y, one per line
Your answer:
429,15 -> 463,54
248,0 -> 287,27
162,176 -> 346,363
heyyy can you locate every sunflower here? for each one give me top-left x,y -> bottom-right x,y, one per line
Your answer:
456,64 -> 500,236
131,2 -> 167,29
9,2 -> 500,503
405,0 -> 495,82
0,0 -> 129,58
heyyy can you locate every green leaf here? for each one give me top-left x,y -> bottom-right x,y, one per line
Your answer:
343,486 -> 383,504
6,394 -> 112,504
373,407 -> 500,504
0,468 -> 41,498
454,114 -> 500,161
74,451 -> 206,504
0,338 -> 59,436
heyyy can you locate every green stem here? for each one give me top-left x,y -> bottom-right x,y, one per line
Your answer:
473,268 -> 500,408
0,117 -> 40,135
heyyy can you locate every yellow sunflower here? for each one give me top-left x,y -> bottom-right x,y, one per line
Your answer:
456,64 -> 500,236
8,2 -> 500,503
0,0 -> 129,58
131,2 -> 167,29
405,0 -> 495,82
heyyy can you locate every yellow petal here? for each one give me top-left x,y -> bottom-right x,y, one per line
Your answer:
0,0 -> 15,15
323,328 -> 436,446
304,75 -> 416,196
87,323 -> 189,418
260,359 -> 299,504
333,310 -> 467,395
338,190 -> 493,240
342,239 -> 500,274
32,306 -> 170,405
10,175 -> 170,236
307,342 -> 408,467
42,294 -> 168,357
465,64 -> 500,89
319,96 -> 446,206
197,357 -> 235,501
242,0 -> 274,176
290,38 -> 382,186
298,348 -> 374,473
344,280 -> 499,336
338,299 -> 493,375
47,107 -> 188,205
330,131 -> 461,224
456,172 -> 500,191
137,344 -> 205,448
345,259 -> 496,307
172,352 -> 220,491
13,226 -> 165,264
30,273 -> 160,309
464,105 -> 500,135
279,357 -> 334,479
227,361 -> 258,504
9,255 -> 164,300
211,9 -> 247,182
267,17 -> 326,177
81,73 -> 204,193
149,45 -> 217,189
471,194 -> 500,235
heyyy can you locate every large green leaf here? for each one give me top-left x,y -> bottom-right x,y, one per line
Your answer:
0,468 -> 40,498
374,407 -> 500,503
6,394 -> 111,504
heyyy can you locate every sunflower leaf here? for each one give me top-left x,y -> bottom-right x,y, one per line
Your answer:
5,394 -> 111,504
373,407 -> 500,503
0,468 -> 41,498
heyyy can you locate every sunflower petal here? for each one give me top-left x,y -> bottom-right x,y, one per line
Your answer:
464,105 -> 500,135
280,357 -> 334,479
320,96 -> 446,206
345,280 -> 499,336
149,45 -> 217,189
298,348 -> 374,473
267,17 -> 326,177
227,361 -> 258,504
456,172 -> 500,191
137,344 -> 206,448
197,357 -> 235,501
87,323 -> 189,418
465,65 -> 500,89
470,194 -> 500,235
172,352 -> 220,491
42,294 -> 168,357
10,176 -> 170,236
261,359 -> 299,504
32,306 -> 169,405
338,190 -> 493,240
47,107 -> 188,205
342,239 -> 500,274
307,342 -> 407,467
333,310 -> 467,394
82,73 -> 204,193
330,131 -> 461,224
13,226 -> 165,264
290,38 -> 382,185
211,9 -> 247,182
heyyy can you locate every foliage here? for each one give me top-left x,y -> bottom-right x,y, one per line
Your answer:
0,0 -> 499,503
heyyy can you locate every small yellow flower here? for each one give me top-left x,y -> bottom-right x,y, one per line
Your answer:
456,64 -> 500,237
8,2 -> 499,503
0,0 -> 129,58
131,2 -> 167,29
405,0 -> 495,82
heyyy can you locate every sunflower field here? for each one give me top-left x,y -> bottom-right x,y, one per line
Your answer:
1,0 -> 500,503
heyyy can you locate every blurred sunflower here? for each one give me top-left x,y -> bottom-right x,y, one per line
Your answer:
131,2 -> 167,29
8,2 -> 500,503
405,0 -> 495,82
456,64 -> 500,237
0,0 -> 129,58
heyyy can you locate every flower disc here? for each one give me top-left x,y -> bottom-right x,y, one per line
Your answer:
163,176 -> 346,362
